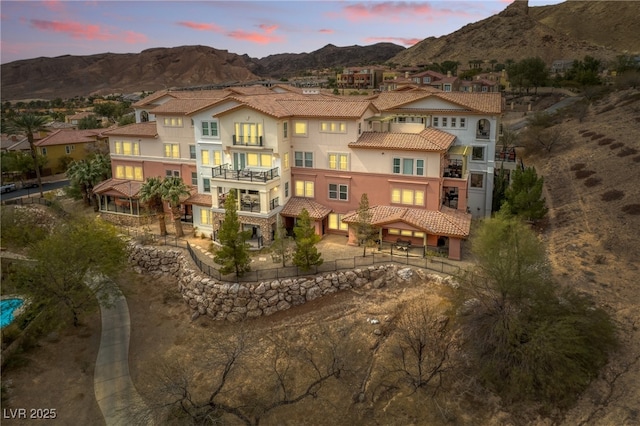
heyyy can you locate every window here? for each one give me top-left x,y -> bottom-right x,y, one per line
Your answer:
294,151 -> 313,168
203,178 -> 211,193
328,213 -> 349,231
328,153 -> 349,171
41,147 -> 47,155
442,117 -> 448,127
201,150 -> 210,165
451,118 -> 457,128
444,84 -> 452,92
164,144 -> 180,158
234,122 -> 263,145
433,117 -> 439,127
328,184 -> 348,201
202,121 -> 218,137
391,188 -> 425,206
320,121 -> 347,133
166,170 -> 180,178
283,152 -> 289,169
163,117 -> 183,127
189,145 -> 196,159
200,209 -> 212,225
65,145 -> 72,154
191,172 -> 198,185
460,118 -> 466,128
114,141 -> 138,156
403,159 -> 413,175
115,165 -> 143,181
295,180 -> 314,197
393,157 -> 423,175
293,121 -> 307,136
472,146 -> 485,161
212,151 -> 222,166
260,154 -> 272,168
283,122 -> 288,138
358,122 -> 362,135
285,182 -> 289,197
470,173 -> 484,188
423,76 -> 431,83
246,153 -> 272,167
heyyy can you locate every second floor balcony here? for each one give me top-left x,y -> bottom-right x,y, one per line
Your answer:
232,135 -> 263,147
212,164 -> 280,183
495,148 -> 517,163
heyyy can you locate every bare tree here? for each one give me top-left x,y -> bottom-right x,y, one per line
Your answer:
139,328 -> 345,425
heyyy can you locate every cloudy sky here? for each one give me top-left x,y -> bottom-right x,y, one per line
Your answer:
0,0 -> 563,64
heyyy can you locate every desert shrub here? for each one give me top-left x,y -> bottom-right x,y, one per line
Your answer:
590,133 -> 604,140
575,170 -> 596,179
582,131 -> 595,137
617,147 -> 638,157
584,177 -> 602,187
610,142 -> 624,149
569,163 -> 586,171
622,204 -> 640,215
601,190 -> 624,201
598,138 -> 614,145
632,155 -> 640,163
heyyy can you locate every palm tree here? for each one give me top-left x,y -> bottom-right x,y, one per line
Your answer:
7,113 -> 49,197
160,176 -> 190,238
139,177 -> 168,236
66,154 -> 111,210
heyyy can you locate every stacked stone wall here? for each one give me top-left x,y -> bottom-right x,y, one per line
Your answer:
129,243 -> 416,322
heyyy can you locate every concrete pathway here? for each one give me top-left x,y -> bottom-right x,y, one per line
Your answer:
93,281 -> 151,425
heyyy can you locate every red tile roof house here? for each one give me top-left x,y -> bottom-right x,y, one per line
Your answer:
95,86 -> 504,260
34,128 -> 108,174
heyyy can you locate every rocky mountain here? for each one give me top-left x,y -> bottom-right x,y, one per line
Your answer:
390,0 -> 640,67
2,0 -> 638,101
0,43 -> 404,101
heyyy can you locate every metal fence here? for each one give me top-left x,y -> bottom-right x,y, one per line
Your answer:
124,227 -> 461,282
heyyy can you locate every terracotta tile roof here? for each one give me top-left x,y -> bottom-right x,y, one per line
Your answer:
67,111 -> 95,120
93,178 -> 143,197
342,205 -> 471,238
349,128 -> 455,152
280,197 -> 332,220
369,90 -> 502,114
150,97 -> 228,115
102,122 -> 158,137
34,129 -> 103,147
184,193 -> 213,206
277,99 -> 376,118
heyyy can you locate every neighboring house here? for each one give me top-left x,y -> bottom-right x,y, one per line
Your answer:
34,129 -> 107,173
337,67 -> 385,90
551,59 -> 574,75
1,134 -> 30,152
96,86 -> 503,260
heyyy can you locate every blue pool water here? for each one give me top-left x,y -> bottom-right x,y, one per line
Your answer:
1,298 -> 24,328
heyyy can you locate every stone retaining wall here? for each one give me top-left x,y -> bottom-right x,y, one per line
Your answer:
129,243 -> 418,322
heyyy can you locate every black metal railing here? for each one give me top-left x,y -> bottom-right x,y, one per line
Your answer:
212,165 -> 279,182
269,197 -> 279,210
232,135 -> 263,146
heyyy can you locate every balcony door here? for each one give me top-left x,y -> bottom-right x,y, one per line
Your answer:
233,152 -> 246,171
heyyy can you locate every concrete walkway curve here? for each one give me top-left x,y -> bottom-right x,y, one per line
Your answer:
93,281 -> 151,425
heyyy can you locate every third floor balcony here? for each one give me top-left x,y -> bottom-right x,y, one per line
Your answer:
212,164 -> 280,183
232,134 -> 263,147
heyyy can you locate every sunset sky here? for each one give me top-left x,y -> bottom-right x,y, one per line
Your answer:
0,0 -> 564,64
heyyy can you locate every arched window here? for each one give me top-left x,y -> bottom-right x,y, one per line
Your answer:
477,119 -> 490,139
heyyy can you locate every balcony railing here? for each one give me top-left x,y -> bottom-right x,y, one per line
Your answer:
212,164 -> 280,182
232,135 -> 263,146
495,149 -> 517,162
443,159 -> 464,179
269,197 -> 279,210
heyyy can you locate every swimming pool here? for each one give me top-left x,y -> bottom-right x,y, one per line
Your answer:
1,298 -> 24,328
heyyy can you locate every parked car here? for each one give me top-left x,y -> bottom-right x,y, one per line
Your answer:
0,183 -> 17,193
22,180 -> 39,189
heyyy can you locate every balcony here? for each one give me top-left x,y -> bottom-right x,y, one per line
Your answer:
232,135 -> 263,147
217,192 -> 280,213
443,159 -> 464,179
212,164 -> 280,182
495,148 -> 517,163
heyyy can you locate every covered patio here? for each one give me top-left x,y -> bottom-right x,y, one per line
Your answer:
341,205 -> 472,260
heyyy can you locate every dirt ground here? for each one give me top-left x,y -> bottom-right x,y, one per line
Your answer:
2,88 -> 639,425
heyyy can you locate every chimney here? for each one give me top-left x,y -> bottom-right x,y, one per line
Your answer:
447,71 -> 451,77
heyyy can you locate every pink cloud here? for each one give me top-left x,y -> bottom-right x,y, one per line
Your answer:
258,24 -> 278,34
319,29 -> 334,34
177,21 -> 224,32
337,1 -> 472,23
365,36 -> 421,47
227,30 -> 284,44
29,19 -> 147,43
43,0 -> 65,13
